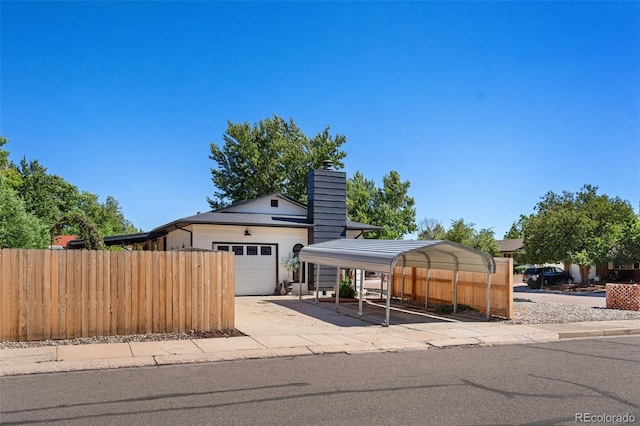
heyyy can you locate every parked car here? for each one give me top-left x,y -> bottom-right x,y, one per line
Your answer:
522,266 -> 574,285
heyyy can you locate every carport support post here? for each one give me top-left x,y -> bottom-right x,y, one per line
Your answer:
453,267 -> 459,314
335,268 -> 340,312
486,272 -> 492,319
358,269 -> 364,316
299,262 -> 304,300
425,268 -> 431,308
401,266 -> 406,304
315,264 -> 320,304
384,267 -> 392,327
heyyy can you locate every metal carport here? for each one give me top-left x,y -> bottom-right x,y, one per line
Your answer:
298,239 -> 496,326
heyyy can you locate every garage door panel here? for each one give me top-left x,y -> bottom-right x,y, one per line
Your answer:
215,244 -> 276,295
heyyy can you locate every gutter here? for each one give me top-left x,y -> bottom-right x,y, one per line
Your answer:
174,223 -> 193,247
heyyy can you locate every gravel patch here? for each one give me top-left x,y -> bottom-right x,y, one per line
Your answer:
506,300 -> 640,325
0,329 -> 245,350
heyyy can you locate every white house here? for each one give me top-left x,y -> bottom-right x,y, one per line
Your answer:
105,162 -> 379,295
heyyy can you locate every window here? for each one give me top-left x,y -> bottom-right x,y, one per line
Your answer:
232,246 -> 244,255
247,246 -> 258,255
261,246 -> 272,256
271,199 -> 278,207
216,245 -> 229,251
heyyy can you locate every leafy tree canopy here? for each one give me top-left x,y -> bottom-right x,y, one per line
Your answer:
503,214 -> 530,239
208,114 -> 347,209
0,174 -> 49,248
1,136 -> 139,248
442,218 -> 500,256
522,184 -> 640,283
416,218 -> 446,241
346,170 -> 417,240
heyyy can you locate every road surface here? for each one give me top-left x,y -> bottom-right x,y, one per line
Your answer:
2,336 -> 639,425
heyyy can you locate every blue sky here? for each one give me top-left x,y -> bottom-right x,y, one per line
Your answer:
2,1 -> 639,238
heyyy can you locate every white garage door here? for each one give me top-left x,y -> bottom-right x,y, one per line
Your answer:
214,243 -> 277,296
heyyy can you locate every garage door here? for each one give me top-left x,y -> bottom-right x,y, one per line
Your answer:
214,243 -> 277,296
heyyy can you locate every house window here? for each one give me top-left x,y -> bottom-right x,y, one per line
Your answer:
216,245 -> 229,251
232,246 -> 244,255
609,262 -> 640,270
247,246 -> 258,255
271,199 -> 278,207
261,246 -> 272,256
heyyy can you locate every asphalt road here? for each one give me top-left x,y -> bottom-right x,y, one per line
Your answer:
2,336 -> 639,425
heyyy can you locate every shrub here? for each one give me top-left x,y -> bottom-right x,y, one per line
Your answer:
514,265 -> 530,275
527,277 -> 541,289
435,304 -> 454,315
339,277 -> 357,298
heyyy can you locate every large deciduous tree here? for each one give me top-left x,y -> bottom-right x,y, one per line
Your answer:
522,185 -> 640,284
504,214 -> 530,239
0,175 -> 49,248
208,114 -> 347,209
346,170 -> 417,240
16,158 -> 79,227
416,218 -> 446,240
443,218 -> 500,256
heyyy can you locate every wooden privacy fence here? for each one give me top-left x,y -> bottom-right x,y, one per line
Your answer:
0,249 -> 235,342
391,257 -> 513,319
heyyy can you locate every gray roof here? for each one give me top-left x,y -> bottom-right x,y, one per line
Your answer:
152,192 -> 381,233
497,238 -> 524,253
155,212 -> 312,231
153,211 -> 381,233
298,239 -> 496,274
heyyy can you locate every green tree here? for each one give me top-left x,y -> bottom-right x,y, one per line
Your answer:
443,218 -> 499,256
503,214 -> 530,239
346,170 -> 417,240
0,136 -> 21,191
471,228 -> 500,256
346,171 -> 376,225
522,184 -> 639,284
208,114 -> 347,209
0,175 -> 49,248
77,192 -> 137,237
50,212 -> 103,250
445,218 -> 476,246
417,218 -> 446,240
16,158 -> 79,227
0,136 -> 9,168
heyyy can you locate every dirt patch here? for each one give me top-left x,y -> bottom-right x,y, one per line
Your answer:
187,329 -> 246,338
544,283 -> 606,293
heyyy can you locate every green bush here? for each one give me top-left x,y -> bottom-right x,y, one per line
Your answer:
435,304 -> 454,315
514,265 -> 530,274
339,277 -> 357,298
457,304 -> 477,312
526,277 -> 541,289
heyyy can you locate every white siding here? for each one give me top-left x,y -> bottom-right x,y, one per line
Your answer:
166,226 -> 193,250
192,224 -> 308,290
223,196 -> 307,216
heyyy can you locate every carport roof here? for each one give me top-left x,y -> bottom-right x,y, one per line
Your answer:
298,239 -> 496,274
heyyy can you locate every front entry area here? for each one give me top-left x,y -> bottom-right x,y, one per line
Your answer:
213,243 -> 277,295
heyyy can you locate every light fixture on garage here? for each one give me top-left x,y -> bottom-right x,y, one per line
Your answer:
244,228 -> 251,236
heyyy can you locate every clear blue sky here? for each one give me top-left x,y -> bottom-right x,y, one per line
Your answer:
2,1 -> 639,239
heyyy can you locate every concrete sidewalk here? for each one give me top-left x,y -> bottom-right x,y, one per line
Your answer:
2,295 -> 639,376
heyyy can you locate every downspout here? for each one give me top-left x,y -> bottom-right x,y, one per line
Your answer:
174,223 -> 193,248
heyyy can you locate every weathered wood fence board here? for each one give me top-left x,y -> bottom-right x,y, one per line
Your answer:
391,258 -> 513,319
0,249 -> 235,342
